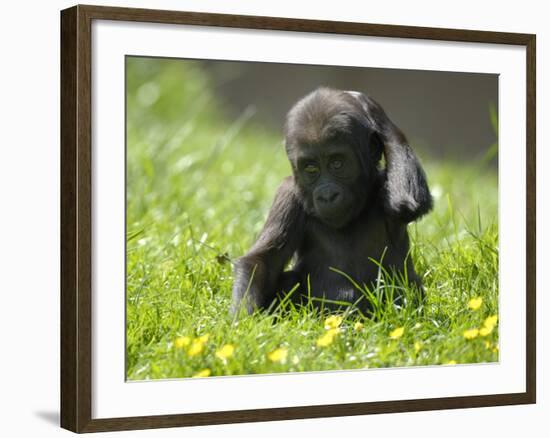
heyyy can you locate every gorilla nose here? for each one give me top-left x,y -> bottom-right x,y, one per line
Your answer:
317,188 -> 341,204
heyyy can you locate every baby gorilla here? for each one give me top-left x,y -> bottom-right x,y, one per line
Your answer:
231,87 -> 432,315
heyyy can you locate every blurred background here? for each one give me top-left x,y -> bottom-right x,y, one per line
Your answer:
128,57 -> 498,163
202,60 -> 498,161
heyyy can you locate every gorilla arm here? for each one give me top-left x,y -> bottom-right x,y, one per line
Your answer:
231,177 -> 305,315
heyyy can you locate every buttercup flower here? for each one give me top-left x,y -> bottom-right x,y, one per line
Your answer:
316,328 -> 340,347
316,334 -> 333,347
354,321 -> 364,332
192,368 -> 211,378
197,334 -> 210,343
187,335 -> 210,357
483,315 -> 498,329
463,328 -> 479,340
174,336 -> 191,349
389,327 -> 404,339
267,347 -> 288,363
479,315 -> 498,336
445,360 -> 457,365
479,326 -> 493,336
187,341 -> 204,357
467,297 -> 483,311
215,344 -> 235,361
414,341 -> 422,353
324,315 -> 343,330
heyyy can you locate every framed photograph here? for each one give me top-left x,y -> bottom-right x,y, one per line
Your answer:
60,4 -> 536,433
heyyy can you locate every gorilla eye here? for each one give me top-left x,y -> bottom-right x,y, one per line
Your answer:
304,164 -> 320,175
330,159 -> 344,170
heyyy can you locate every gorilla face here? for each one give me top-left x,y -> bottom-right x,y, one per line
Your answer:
284,89 -> 381,228
293,141 -> 365,228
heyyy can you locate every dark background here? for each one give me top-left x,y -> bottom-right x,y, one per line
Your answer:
204,60 -> 498,161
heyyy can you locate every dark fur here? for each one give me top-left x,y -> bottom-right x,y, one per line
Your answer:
231,88 -> 432,315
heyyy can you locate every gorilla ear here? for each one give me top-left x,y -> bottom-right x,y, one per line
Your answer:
346,91 -> 433,223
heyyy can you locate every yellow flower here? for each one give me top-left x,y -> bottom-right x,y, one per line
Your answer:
389,327 -> 404,339
477,315 -> 498,336
267,347 -> 288,363
444,360 -> 457,365
187,341 -> 204,357
316,328 -> 341,347
484,340 -> 492,349
354,322 -> 364,332
414,341 -> 422,352
174,336 -> 191,349
479,326 -> 493,337
467,297 -> 483,311
316,334 -> 333,347
492,344 -> 499,353
187,336 -> 209,357
197,334 -> 210,343
463,328 -> 479,340
483,315 -> 498,330
215,344 -> 235,360
192,368 -> 211,378
324,315 -> 343,330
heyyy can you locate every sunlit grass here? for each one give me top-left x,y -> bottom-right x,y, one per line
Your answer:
125,57 -> 499,380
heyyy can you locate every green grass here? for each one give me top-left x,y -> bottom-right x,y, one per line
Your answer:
126,57 -> 499,380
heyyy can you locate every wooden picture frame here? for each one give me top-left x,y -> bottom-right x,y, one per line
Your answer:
60,4 -> 536,433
